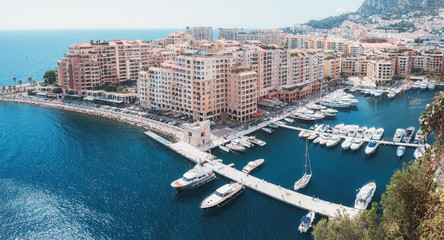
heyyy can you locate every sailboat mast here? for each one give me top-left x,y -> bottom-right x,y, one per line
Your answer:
306,140 -> 312,175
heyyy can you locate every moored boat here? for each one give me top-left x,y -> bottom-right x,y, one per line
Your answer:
242,159 -> 264,173
350,139 -> 364,151
262,127 -> 273,133
413,130 -> 424,144
200,182 -> 245,209
364,127 -> 376,141
313,136 -> 322,144
247,137 -> 266,147
341,137 -> 353,150
373,128 -> 384,140
396,146 -> 406,158
307,133 -> 318,141
218,145 -> 230,153
319,134 -> 330,145
414,145 -> 426,159
294,141 -> 312,191
283,117 -> 294,123
354,182 -> 376,210
402,126 -> 415,143
298,211 -> 315,233
226,143 -> 246,152
326,135 -> 341,148
393,128 -> 405,143
171,164 -> 216,192
365,141 -> 379,155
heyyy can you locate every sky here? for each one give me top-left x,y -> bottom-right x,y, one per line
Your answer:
0,0 -> 364,30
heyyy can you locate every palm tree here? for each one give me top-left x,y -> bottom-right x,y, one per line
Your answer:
1,86 -> 5,96
8,86 -> 12,96
18,80 -> 23,87
13,77 -> 17,85
28,77 -> 32,85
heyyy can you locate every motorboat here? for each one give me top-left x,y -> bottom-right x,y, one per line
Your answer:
262,127 -> 273,133
320,110 -> 336,118
420,81 -> 428,90
413,130 -> 424,144
332,123 -> 344,135
356,126 -> 367,139
365,141 -> 379,155
275,120 -> 286,125
347,125 -> 359,137
354,182 -> 376,210
396,146 -> 406,158
350,139 -> 364,151
339,125 -> 349,136
313,136 -> 322,144
393,128 -> 405,142
402,126 -> 415,143
247,137 -> 266,147
321,108 -> 338,114
269,123 -> 279,128
218,145 -> 230,153
412,82 -> 420,89
364,127 -> 376,141
373,128 -> 384,140
242,159 -> 264,173
294,141 -> 312,191
374,90 -> 383,97
326,125 -> 335,133
321,124 -> 330,133
200,182 -> 245,209
428,80 -> 435,90
326,135 -> 341,148
387,91 -> 396,98
414,145 -> 426,159
307,103 -> 326,110
226,143 -> 246,152
283,117 -> 294,123
299,130 -> 307,137
171,164 -> 216,192
341,137 -> 353,150
298,211 -> 315,233
319,134 -> 330,145
291,114 -> 317,122
309,124 -> 318,130
307,133 -> 318,141
232,139 -> 253,148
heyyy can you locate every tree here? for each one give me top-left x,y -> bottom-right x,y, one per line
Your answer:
43,70 -> 56,85
13,77 -> 16,85
18,80 -> 23,86
53,87 -> 63,94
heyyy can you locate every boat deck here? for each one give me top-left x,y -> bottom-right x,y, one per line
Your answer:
278,124 -> 423,148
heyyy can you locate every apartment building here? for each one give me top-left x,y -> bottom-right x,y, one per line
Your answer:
287,35 -> 305,49
226,66 -> 258,122
340,57 -> 368,76
218,28 -> 244,40
57,39 -> 154,95
367,59 -> 395,82
324,55 -> 341,81
186,27 -> 213,41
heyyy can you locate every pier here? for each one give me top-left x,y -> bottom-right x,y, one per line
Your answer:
145,131 -> 360,218
278,124 -> 423,148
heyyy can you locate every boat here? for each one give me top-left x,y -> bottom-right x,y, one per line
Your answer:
326,136 -> 341,148
283,117 -> 294,123
242,159 -> 264,173
402,126 -> 415,143
307,133 -> 318,141
171,164 -> 216,192
226,143 -> 246,152
302,131 -> 311,138
420,81 -> 428,90
319,134 -> 330,145
428,80 -> 435,90
414,145 -> 426,159
291,114 -> 316,122
373,128 -> 384,140
350,139 -> 364,151
275,120 -> 286,125
294,141 -> 312,191
405,85 -> 412,91
320,110 -> 336,118
364,90 -> 370,95
387,91 -> 396,98
200,182 -> 245,209
298,211 -> 315,233
309,124 -> 318,130
313,136 -> 322,144
262,127 -> 273,133
396,146 -> 406,158
248,137 -> 266,146
218,145 -> 230,153
321,124 -> 330,132
393,128 -> 405,143
374,90 -> 383,97
307,103 -> 326,110
347,125 -> 359,137
413,130 -> 424,144
356,126 -> 367,139
332,123 -> 344,134
365,141 -> 379,155
354,182 -> 376,210
232,139 -> 253,148
268,123 -> 279,128
341,137 -> 353,150
364,127 -> 376,141
298,130 -> 306,137
412,82 -> 420,89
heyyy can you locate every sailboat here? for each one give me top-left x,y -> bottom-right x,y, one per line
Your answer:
294,141 -> 312,191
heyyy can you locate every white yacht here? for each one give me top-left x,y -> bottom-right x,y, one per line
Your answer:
307,133 -> 318,141
365,141 -> 379,155
393,128 -> 405,142
226,143 -> 246,152
326,135 -> 341,148
171,164 -> 216,192
402,126 -> 415,143
354,182 -> 376,210
242,159 -> 264,173
341,137 -> 353,150
412,82 -> 420,89
413,130 -> 424,144
247,137 -> 266,147
414,145 -> 426,159
420,81 -> 428,90
373,128 -> 384,140
262,127 -> 273,133
356,126 -> 367,139
347,125 -> 359,137
298,211 -> 315,233
313,136 -> 322,144
396,146 -> 406,158
428,82 -> 435,90
283,117 -> 294,123
374,90 -> 383,97
350,139 -> 364,151
294,141 -> 312,191
387,91 -> 396,98
364,127 -> 376,141
319,134 -> 330,145
218,145 -> 230,153
275,120 -> 286,125
200,182 -> 245,209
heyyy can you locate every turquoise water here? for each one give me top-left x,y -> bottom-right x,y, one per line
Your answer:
0,89 -> 438,239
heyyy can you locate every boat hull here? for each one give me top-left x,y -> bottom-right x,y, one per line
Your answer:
172,173 -> 216,192
200,185 -> 244,209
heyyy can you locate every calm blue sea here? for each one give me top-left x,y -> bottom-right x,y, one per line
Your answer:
0,29 -> 440,239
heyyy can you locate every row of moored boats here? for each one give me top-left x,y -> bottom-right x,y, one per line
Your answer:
219,136 -> 266,153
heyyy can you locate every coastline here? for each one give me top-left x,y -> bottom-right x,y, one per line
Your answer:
0,96 -> 184,142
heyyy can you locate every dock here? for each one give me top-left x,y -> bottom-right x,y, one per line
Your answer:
145,131 -> 360,218
277,124 -> 423,148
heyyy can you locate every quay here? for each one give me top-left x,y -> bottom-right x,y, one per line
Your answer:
278,124 -> 423,148
145,131 -> 360,218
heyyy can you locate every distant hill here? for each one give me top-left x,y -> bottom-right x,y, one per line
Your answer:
302,0 -> 444,29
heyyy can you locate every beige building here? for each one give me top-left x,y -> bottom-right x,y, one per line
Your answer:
226,66 -> 258,122
186,27 -> 213,41
367,59 -> 395,83
182,121 -> 211,148
324,55 -> 341,81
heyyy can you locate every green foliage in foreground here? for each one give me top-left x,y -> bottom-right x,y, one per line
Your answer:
312,91 -> 444,240
43,70 -> 56,85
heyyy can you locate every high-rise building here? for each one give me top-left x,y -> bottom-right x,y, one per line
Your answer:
367,59 -> 394,82
186,27 -> 213,41
218,28 -> 244,41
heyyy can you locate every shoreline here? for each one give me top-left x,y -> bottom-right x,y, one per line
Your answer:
0,96 -> 183,142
